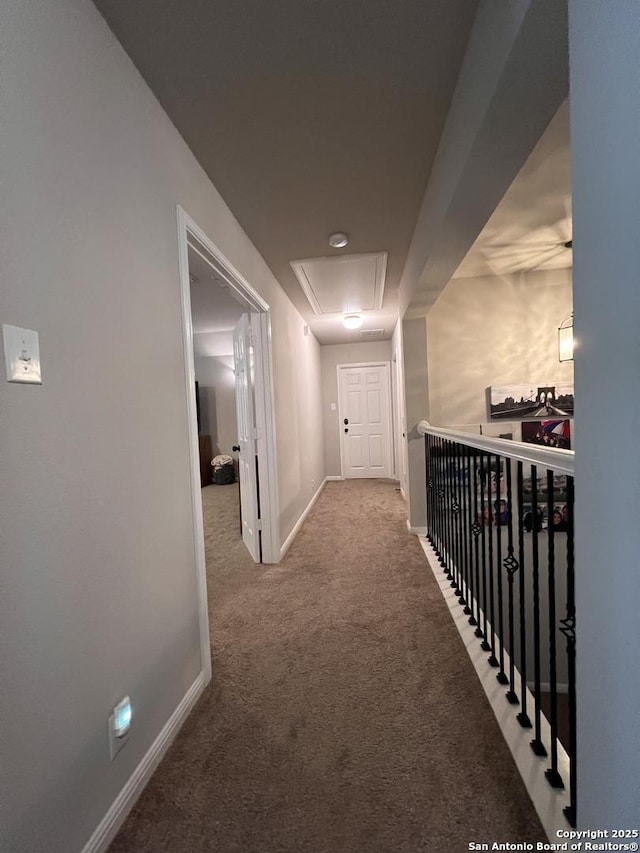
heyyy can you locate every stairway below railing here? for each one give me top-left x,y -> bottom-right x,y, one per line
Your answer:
418,421 -> 576,829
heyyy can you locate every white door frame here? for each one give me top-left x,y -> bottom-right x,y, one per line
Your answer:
176,206 -> 280,672
337,361 -> 393,479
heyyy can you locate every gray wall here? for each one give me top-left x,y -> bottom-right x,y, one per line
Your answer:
320,340 -> 392,477
427,269 -> 574,426
194,356 -> 238,457
0,1 -> 324,850
570,0 -> 640,827
402,318 -> 430,529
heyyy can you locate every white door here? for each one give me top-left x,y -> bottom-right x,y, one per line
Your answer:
338,362 -> 392,478
233,314 -> 261,562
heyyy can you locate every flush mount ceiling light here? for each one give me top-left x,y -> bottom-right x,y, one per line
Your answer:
342,314 -> 363,330
329,232 -> 349,249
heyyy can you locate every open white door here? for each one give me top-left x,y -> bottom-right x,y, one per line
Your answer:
233,314 -> 261,562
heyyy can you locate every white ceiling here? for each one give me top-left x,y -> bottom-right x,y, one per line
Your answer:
453,101 -> 571,280
92,0 -> 479,344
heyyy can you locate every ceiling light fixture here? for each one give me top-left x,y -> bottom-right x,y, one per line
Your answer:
329,232 -> 349,249
342,314 -> 363,330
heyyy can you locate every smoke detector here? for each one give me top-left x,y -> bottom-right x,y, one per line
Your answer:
329,232 -> 349,249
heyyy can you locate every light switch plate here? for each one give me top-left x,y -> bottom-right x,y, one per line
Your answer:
3,324 -> 42,384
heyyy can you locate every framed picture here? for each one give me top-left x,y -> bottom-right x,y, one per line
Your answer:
521,503 -> 570,533
476,499 -> 511,527
521,472 -> 569,533
522,472 -> 568,501
522,503 -> 546,532
521,419 -> 571,450
478,458 -> 506,498
489,384 -> 574,419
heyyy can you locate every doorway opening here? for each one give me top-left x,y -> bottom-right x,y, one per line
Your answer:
177,206 -> 280,669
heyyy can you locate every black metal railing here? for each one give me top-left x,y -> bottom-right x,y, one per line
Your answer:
421,423 -> 576,827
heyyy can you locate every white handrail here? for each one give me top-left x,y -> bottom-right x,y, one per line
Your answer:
417,420 -> 574,477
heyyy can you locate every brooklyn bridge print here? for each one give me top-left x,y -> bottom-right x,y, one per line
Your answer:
489,383 -> 574,420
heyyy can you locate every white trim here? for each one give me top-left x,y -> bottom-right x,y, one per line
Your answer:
337,361 -> 393,480
185,221 -> 268,312
418,420 -> 574,477
337,361 -> 390,369
176,208 -> 211,682
81,671 -> 208,853
417,537 -> 572,843
406,520 -> 427,536
400,487 -> 406,501
279,477 -> 328,560
177,206 -> 280,569
326,475 -> 344,481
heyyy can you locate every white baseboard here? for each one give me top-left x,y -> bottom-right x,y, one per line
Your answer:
400,487 -> 406,501
417,537 -> 572,842
325,475 -> 344,481
280,477 -> 328,559
81,670 -> 209,853
406,520 -> 427,536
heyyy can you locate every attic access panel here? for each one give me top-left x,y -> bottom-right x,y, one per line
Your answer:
290,252 -> 387,316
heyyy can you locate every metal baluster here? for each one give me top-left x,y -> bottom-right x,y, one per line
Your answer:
450,441 -> 459,594
432,438 -> 440,563
425,435 -> 433,548
545,468 -> 564,787
451,442 -> 459,589
447,441 -> 458,591
465,449 -> 476,624
479,451 -> 491,652
503,459 -> 519,703
472,450 -> 483,636
561,475 -> 577,828
439,439 -> 449,576
495,453 -> 508,684
436,438 -> 449,577
516,462 -> 532,729
487,456 -> 499,668
457,442 -> 466,604
530,465 -> 547,757
456,444 -> 467,612
460,444 -> 470,611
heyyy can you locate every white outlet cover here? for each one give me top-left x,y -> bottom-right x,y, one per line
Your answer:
3,324 -> 42,384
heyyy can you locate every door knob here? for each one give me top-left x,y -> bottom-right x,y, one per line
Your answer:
343,418 -> 349,425
232,445 -> 240,452
344,428 -> 348,433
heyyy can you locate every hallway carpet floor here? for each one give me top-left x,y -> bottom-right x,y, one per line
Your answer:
109,479 -> 544,852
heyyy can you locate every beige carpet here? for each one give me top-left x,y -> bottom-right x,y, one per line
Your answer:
109,479 -> 543,852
